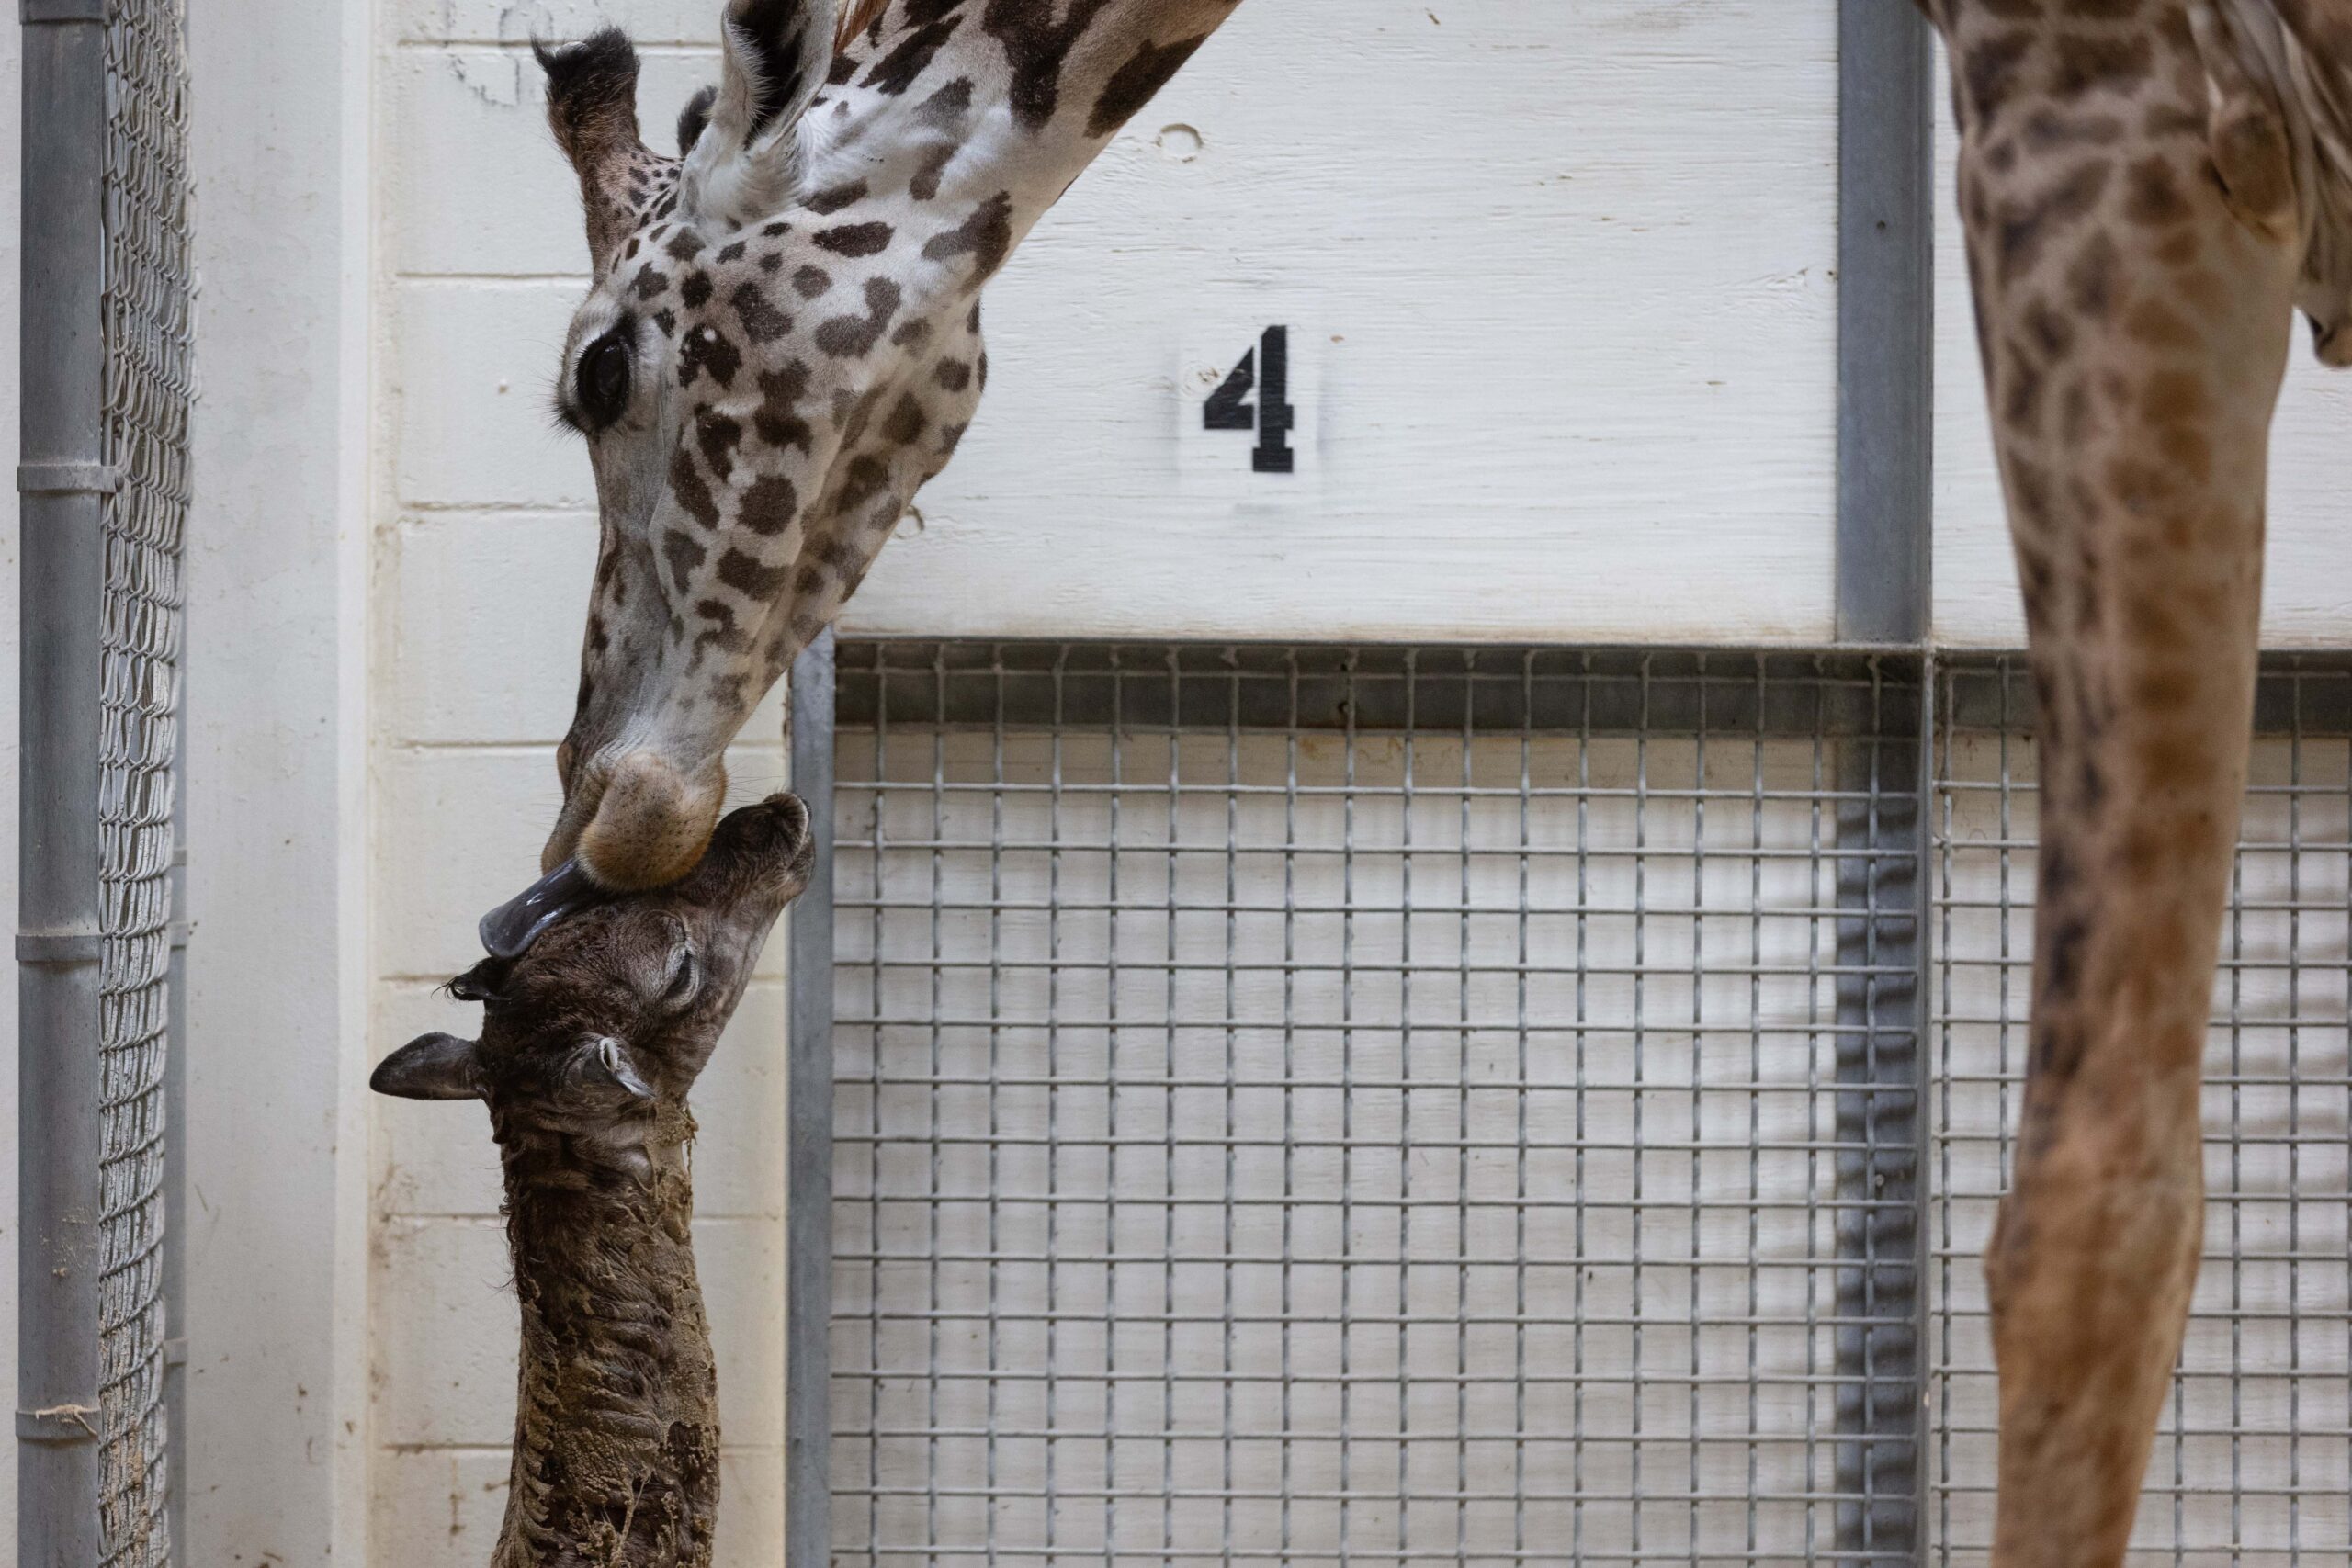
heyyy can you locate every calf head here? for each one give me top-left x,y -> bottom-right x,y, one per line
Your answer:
373,794 -> 813,1173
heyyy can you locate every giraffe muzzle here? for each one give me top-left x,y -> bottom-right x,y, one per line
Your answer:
542,747 -> 729,893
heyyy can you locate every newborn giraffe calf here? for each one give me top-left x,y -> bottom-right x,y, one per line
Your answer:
373,794 -> 813,1567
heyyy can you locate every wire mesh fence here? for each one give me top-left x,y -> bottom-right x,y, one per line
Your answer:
811,642 -> 2352,1566
94,0 -> 195,1561
826,644 -> 1927,1566
1930,659 -> 2352,1567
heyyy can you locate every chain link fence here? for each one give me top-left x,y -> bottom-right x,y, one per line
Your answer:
95,0 -> 193,1558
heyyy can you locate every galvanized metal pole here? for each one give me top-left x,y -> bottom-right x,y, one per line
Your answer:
785,630 -> 838,1568
1837,0 -> 1934,648
164,794 -> 189,1565
1835,4 -> 1935,1561
18,1 -> 117,1562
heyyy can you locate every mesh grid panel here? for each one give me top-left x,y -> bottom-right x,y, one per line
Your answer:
95,0 -> 194,1560
829,645 -> 1925,1566
1930,660 -> 2352,1567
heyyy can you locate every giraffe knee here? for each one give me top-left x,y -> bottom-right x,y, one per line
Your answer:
1984,1112 -> 2206,1352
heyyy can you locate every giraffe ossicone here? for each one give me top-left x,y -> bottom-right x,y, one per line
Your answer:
526,0 -> 1243,894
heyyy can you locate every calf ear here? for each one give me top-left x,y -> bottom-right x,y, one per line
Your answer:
371,1032 -> 488,1102
680,0 -> 838,230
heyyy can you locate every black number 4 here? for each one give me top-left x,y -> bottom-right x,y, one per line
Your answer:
1203,325 -> 1296,475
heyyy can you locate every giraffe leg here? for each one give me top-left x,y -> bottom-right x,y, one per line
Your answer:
1936,6 -> 2302,1562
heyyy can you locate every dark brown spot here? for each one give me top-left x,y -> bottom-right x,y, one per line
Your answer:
862,14 -> 963,96
979,0 -> 1118,129
754,364 -> 815,453
632,264 -> 671,300
2064,231 -> 2122,321
693,598 -> 747,655
1088,32 -> 1209,138
662,528 -> 707,592
910,143 -> 957,201
838,454 -> 889,512
670,444 -> 719,527
2050,29 -> 2152,98
806,181 -> 869,215
817,221 -> 894,256
718,547 -> 789,600
934,359 -> 972,392
883,392 -> 928,444
741,474 -> 800,537
1963,29 -> 2034,123
695,411 -> 742,479
678,325 -> 742,389
680,272 -> 714,309
732,281 -> 792,343
922,190 -> 1015,280
717,240 -> 747,264
665,229 -> 707,263
794,265 -> 833,299
815,277 -> 905,357
1997,161 -> 2111,286
2121,155 -> 2188,227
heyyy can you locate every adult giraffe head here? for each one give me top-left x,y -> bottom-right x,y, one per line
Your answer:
521,0 -> 1241,897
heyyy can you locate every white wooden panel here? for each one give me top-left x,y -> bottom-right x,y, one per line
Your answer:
1932,41 -> 2352,648
848,0 -> 1841,643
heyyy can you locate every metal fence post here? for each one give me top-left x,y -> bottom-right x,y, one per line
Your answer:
1835,3 -> 1934,1559
786,630 -> 838,1568
18,1 -> 117,1562
1837,0 -> 1934,649
163,790 -> 188,1565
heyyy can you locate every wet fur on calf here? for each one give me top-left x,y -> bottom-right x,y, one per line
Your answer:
373,795 -> 814,1567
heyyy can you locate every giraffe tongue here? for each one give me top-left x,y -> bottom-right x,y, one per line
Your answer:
479,859 -> 604,960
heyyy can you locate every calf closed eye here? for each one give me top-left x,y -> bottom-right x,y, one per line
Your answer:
662,945 -> 699,1006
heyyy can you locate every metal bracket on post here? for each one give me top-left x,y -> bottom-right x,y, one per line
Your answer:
785,630 -> 838,1568
21,0 -> 107,21
17,463 -> 119,495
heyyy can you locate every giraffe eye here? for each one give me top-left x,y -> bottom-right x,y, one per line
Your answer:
576,332 -> 633,430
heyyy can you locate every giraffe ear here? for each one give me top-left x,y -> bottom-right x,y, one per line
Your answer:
680,0 -> 838,231
535,28 -> 656,274
370,1032 -> 488,1102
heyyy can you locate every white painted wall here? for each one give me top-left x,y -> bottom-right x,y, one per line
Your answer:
180,0 -> 374,1561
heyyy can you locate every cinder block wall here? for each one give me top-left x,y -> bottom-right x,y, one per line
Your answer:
369,5 -> 790,1561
